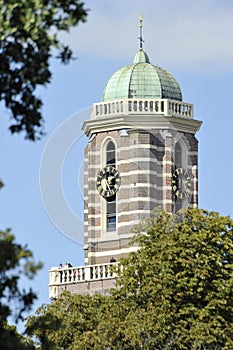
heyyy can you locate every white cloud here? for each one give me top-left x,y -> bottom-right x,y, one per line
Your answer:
61,0 -> 233,73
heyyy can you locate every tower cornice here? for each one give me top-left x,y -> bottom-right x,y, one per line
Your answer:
82,113 -> 202,138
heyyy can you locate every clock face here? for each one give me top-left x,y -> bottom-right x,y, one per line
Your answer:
96,165 -> 121,198
172,168 -> 191,199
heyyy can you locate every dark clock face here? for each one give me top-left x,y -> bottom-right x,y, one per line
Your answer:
172,168 -> 191,199
96,165 -> 121,198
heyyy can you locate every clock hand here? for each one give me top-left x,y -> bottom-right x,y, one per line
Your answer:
182,179 -> 188,188
106,179 -> 110,190
105,178 -> 113,194
103,178 -> 109,191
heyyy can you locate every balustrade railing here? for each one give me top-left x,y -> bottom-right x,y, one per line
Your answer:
49,262 -> 118,286
91,98 -> 193,119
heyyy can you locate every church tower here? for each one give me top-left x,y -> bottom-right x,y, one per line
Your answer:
82,19 -> 202,266
49,19 -> 202,299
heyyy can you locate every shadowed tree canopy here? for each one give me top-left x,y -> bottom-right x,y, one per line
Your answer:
26,208 -> 233,350
0,229 -> 42,350
0,0 -> 88,140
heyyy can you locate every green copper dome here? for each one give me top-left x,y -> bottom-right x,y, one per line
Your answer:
102,50 -> 182,102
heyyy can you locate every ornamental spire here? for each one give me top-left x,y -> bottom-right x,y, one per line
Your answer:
138,16 -> 145,50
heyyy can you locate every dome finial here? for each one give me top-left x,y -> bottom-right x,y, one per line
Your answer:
138,16 -> 145,50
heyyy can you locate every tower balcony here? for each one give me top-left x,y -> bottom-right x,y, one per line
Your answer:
91,98 -> 193,120
49,262 -> 118,299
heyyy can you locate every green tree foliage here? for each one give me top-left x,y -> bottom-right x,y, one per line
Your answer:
111,208 -> 233,349
0,229 -> 42,349
0,0 -> 88,140
26,292 -> 109,349
26,208 -> 233,349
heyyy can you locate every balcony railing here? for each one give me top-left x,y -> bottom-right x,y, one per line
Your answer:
91,98 -> 193,119
49,262 -> 119,299
49,262 -> 118,286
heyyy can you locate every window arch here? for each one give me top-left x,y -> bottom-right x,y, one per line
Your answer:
106,141 -> 115,166
174,138 -> 188,169
173,139 -> 188,212
102,139 -> 117,232
174,142 -> 182,169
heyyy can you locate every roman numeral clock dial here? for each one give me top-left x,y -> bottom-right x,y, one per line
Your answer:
172,168 -> 192,199
96,166 -> 121,198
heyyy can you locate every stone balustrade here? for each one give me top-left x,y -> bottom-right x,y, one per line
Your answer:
91,98 -> 193,119
49,262 -> 118,299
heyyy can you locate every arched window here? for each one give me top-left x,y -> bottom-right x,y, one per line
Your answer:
174,142 -> 182,169
106,141 -> 115,166
106,140 -> 116,232
173,141 -> 186,212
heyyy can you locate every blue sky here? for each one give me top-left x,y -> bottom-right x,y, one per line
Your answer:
1,0 -> 233,327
